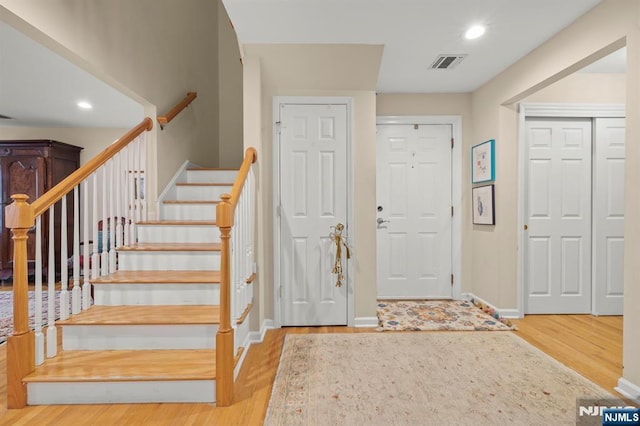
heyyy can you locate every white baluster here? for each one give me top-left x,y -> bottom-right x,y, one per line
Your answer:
122,146 -> 131,246
101,166 -> 109,275
133,137 -> 141,237
34,216 -> 44,365
60,195 -> 70,321
140,134 -> 147,222
46,205 -> 57,358
116,153 -> 124,250
72,187 -> 81,314
92,172 -> 100,279
109,160 -> 117,273
83,179 -> 91,310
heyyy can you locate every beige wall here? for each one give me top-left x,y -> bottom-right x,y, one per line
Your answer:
470,0 -> 640,390
0,0 -> 221,202
525,72 -> 626,103
242,44 -> 382,323
0,127 -> 127,165
376,93 -> 473,293
218,1 -> 244,168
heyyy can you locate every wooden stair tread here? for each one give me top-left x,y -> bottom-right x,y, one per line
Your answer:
176,183 -> 232,187
24,350 -> 216,382
57,305 -> 220,325
187,167 -> 238,171
136,220 -> 217,226
119,242 -> 221,251
162,200 -> 220,204
91,270 -> 221,284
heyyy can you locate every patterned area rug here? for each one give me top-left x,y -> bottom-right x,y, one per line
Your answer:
0,291 -> 60,345
265,333 -> 616,426
377,299 -> 514,331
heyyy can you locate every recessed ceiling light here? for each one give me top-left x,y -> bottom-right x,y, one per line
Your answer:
77,101 -> 93,110
465,25 -> 486,40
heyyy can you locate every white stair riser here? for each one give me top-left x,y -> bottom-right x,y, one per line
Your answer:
186,170 -> 237,184
27,380 -> 215,404
94,284 -> 220,305
161,204 -> 217,221
176,185 -> 232,201
137,225 -> 220,243
62,325 -> 217,350
118,251 -> 220,271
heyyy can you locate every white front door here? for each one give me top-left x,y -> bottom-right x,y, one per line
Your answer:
593,118 -> 625,315
376,124 -> 452,299
278,103 -> 349,326
525,118 -> 592,314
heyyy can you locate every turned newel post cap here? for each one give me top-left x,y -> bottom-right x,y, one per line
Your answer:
4,194 -> 35,229
220,194 -> 232,203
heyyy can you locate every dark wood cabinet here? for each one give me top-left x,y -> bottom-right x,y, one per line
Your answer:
0,140 -> 82,279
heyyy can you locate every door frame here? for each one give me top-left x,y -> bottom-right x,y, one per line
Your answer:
376,115 -> 462,300
273,96 -> 354,328
517,103 -> 625,317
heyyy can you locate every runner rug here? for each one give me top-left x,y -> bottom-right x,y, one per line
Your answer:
377,299 -> 514,331
264,333 -> 615,426
0,291 -> 62,345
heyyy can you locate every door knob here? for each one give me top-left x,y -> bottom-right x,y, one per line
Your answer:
377,218 -> 390,225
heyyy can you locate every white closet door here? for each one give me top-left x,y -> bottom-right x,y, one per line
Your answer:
525,118 -> 592,314
593,118 -> 625,315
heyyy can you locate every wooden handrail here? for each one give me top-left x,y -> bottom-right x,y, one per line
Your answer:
215,147 -> 257,407
32,117 -> 153,217
157,92 -> 197,126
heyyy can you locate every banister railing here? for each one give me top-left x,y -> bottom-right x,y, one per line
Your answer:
215,147 -> 257,407
5,117 -> 153,408
157,92 -> 197,128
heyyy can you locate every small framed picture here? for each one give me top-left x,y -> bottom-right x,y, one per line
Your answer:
471,139 -> 495,183
472,184 -> 495,225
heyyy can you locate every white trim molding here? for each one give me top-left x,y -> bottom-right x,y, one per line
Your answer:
461,293 -> 523,319
516,103 -> 625,317
354,317 -> 379,328
376,116 -> 463,300
616,377 -> 640,404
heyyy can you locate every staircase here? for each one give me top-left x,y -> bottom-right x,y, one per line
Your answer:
20,166 -> 252,405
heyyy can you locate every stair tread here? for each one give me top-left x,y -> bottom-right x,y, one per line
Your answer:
119,242 -> 221,251
136,220 -> 217,226
176,182 -> 232,187
57,305 -> 220,325
92,270 -> 221,284
163,200 -> 220,204
24,349 -> 216,382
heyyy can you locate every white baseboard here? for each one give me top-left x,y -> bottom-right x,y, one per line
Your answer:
157,160 -> 194,207
461,293 -> 523,319
354,317 -> 378,328
616,377 -> 640,404
245,319 -> 275,345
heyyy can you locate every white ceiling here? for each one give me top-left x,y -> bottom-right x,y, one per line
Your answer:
223,0 -> 605,93
0,19 -> 143,128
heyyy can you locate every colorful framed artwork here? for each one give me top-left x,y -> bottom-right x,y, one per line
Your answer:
472,184 -> 495,225
471,139 -> 495,183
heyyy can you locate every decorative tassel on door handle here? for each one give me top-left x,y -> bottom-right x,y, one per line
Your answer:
330,223 -> 351,287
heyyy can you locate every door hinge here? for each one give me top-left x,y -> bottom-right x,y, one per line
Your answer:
451,206 -> 454,217
275,121 -> 282,134
451,274 -> 454,286
414,124 -> 419,130
451,138 -> 454,149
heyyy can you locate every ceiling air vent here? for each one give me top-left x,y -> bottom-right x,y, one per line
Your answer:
0,114 -> 12,120
430,54 -> 466,70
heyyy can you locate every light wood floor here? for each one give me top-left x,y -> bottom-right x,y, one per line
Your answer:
0,315 -> 623,425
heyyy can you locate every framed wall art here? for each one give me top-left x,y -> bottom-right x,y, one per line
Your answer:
471,139 -> 495,183
472,184 -> 495,225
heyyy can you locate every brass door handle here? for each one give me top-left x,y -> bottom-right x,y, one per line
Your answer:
524,224 -> 528,230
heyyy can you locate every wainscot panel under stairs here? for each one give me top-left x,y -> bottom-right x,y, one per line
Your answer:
22,167 -> 254,405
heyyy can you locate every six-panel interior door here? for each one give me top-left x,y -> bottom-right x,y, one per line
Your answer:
525,118 -> 592,314
278,103 -> 348,326
593,118 -> 625,315
376,124 -> 452,299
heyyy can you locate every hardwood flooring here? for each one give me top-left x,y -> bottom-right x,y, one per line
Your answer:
0,316 -> 623,425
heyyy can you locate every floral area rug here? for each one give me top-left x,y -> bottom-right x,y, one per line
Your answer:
377,299 -> 514,331
0,291 -> 63,345
265,333 -> 616,426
